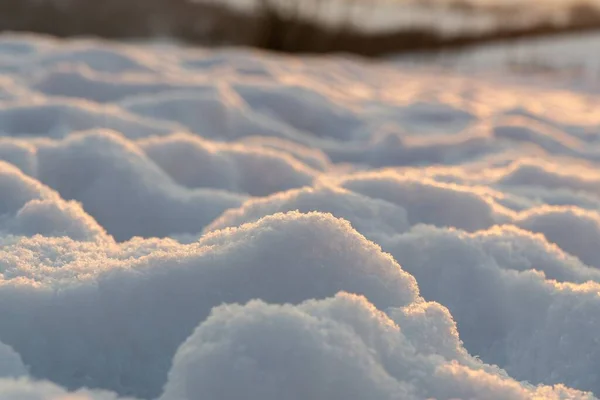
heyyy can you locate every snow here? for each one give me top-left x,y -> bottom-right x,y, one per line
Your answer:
0,32 -> 600,399
161,293 -> 585,400
395,31 -> 600,91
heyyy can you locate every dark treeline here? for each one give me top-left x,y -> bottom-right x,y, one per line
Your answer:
0,0 -> 261,44
1,0 -> 600,56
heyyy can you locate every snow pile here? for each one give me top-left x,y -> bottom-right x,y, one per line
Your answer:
161,293 -> 589,400
0,33 -> 600,399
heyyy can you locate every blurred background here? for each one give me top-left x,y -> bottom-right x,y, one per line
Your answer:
2,0 -> 600,82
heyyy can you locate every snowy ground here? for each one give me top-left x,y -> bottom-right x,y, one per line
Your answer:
1,32 -> 600,399
395,31 -> 600,90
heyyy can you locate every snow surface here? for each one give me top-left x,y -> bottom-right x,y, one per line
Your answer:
1,32 -> 600,399
395,31 -> 600,92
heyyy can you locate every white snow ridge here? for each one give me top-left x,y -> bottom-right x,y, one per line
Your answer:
0,33 -> 599,399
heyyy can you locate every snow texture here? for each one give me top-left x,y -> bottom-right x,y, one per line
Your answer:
1,33 -> 600,400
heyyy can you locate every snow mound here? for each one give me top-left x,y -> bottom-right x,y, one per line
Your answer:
0,99 -> 182,139
205,185 -> 410,237
162,293 -> 591,400
380,225 -> 600,393
0,212 -> 417,397
516,207 -> 600,269
338,172 -> 510,232
0,342 -> 26,379
34,130 -> 244,240
138,133 -> 317,196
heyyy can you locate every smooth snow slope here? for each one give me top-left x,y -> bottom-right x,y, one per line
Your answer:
0,32 -> 600,399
